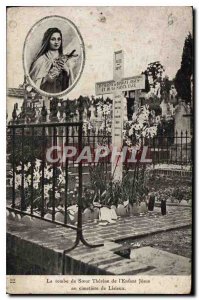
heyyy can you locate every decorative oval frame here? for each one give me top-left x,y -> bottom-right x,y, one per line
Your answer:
23,15 -> 85,97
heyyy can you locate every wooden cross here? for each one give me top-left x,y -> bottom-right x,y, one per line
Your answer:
95,50 -> 145,181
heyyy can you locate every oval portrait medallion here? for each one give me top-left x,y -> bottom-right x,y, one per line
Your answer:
23,15 -> 85,97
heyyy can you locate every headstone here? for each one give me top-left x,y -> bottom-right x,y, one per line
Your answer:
174,100 -> 191,144
160,99 -> 168,117
83,108 -> 87,120
89,105 -> 96,121
169,84 -> 178,104
96,105 -> 101,118
168,103 -> 175,116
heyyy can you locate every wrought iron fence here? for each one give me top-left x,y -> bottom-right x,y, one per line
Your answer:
134,130 -> 192,166
81,129 -> 192,166
8,96 -> 192,167
6,120 -> 192,261
7,121 -> 104,254
6,96 -> 193,267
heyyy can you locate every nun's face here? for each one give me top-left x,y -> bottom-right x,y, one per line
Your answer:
49,32 -> 62,50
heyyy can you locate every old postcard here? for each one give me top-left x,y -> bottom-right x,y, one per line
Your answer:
6,6 -> 193,294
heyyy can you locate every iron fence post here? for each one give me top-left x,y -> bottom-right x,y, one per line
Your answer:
21,126 -> 25,211
12,127 -> 15,208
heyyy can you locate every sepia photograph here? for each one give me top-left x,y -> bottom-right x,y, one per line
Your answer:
23,15 -> 85,97
6,5 -> 193,295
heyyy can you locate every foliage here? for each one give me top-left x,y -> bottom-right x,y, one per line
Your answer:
9,159 -> 66,211
87,164 -> 148,207
142,61 -> 166,97
153,186 -> 192,202
157,118 -> 174,140
7,128 -> 48,165
161,76 -> 172,101
82,99 -> 112,135
123,104 -> 158,147
174,33 -> 193,103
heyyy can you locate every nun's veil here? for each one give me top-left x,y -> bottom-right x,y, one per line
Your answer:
29,28 -> 63,73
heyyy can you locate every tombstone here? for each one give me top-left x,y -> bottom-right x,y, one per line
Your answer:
169,98 -> 191,162
168,103 -> 175,116
169,84 -> 178,104
160,99 -> 168,117
174,99 -> 191,144
96,105 -> 103,120
89,105 -> 96,121
83,107 -> 88,121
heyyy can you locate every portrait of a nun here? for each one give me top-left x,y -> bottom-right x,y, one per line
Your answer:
29,28 -> 75,93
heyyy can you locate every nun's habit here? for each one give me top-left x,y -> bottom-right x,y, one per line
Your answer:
29,28 -> 72,93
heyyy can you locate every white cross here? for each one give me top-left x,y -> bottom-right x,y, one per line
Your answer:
89,105 -> 96,121
95,50 -> 145,181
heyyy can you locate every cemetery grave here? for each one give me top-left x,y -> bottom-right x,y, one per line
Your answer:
6,47 -> 193,276
6,92 -> 193,229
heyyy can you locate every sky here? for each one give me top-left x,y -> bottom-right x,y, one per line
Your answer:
7,6 -> 193,99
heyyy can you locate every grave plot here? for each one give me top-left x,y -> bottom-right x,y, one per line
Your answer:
6,45 -> 193,278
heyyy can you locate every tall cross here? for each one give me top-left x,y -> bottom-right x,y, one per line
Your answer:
95,50 -> 145,181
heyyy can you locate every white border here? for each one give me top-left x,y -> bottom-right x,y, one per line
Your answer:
1,1 -> 198,299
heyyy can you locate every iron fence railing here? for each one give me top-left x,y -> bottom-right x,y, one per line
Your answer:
7,121 -> 104,255
6,120 -> 192,255
81,129 -> 192,166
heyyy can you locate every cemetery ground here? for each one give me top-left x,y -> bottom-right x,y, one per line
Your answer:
118,226 -> 192,259
7,202 -> 192,275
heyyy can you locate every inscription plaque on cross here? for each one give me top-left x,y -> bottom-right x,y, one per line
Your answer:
95,50 -> 145,181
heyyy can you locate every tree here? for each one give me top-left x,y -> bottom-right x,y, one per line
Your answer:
174,33 -> 193,103
142,61 -> 166,97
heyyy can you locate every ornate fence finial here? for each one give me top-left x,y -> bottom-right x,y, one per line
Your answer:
78,96 -> 85,121
49,97 -> 58,122
29,104 -> 36,123
12,104 -> 17,123
40,101 -> 48,123
64,99 -> 71,121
